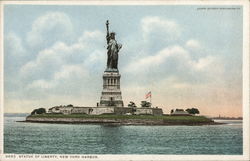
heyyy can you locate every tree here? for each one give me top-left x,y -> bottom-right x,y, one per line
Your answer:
36,108 -> 46,114
31,108 -> 46,115
128,101 -> 137,107
141,101 -> 151,107
185,108 -> 200,115
31,109 -> 37,115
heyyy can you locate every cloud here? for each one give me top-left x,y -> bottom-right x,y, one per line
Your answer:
125,44 -> 221,74
4,32 -> 28,72
124,45 -> 188,73
5,12 -> 107,110
54,64 -> 86,80
79,31 -> 103,42
4,33 -> 28,92
26,64 -> 88,91
21,63 -> 93,100
192,56 -> 215,70
5,32 -> 26,57
185,39 -> 201,50
26,12 -> 74,49
124,46 -> 224,94
15,28 -> 106,102
141,16 -> 181,43
21,30 -> 105,82
122,15 -> 225,88
27,79 -> 55,90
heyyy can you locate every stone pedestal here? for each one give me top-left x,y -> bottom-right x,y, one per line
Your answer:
99,71 -> 124,107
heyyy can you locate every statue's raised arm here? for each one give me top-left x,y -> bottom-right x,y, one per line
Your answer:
106,20 -> 110,44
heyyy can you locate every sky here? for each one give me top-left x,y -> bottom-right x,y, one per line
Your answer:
3,4 -> 243,117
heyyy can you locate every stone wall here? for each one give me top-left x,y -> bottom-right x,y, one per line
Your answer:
114,107 -> 133,115
134,108 -> 152,115
151,108 -> 163,116
134,108 -> 163,116
71,107 -> 115,115
92,107 -> 115,115
59,107 -> 73,114
71,107 -> 89,114
48,106 -> 163,116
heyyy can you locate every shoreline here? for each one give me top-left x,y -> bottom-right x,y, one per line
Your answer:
20,121 -> 224,126
23,115 -> 224,126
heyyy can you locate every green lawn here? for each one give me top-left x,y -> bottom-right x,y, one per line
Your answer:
27,113 -> 212,122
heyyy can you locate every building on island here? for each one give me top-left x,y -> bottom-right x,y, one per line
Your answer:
48,105 -> 163,116
170,109 -> 190,116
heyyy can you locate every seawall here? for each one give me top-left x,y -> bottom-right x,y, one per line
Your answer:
25,116 -> 221,126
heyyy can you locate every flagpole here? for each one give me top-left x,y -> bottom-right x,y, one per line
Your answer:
150,92 -> 152,107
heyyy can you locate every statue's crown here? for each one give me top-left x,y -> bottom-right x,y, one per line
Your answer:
110,32 -> 116,35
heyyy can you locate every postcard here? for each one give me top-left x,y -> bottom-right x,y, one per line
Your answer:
0,0 -> 249,161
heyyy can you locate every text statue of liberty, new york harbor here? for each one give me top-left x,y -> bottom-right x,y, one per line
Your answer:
99,20 -> 124,107
105,20 -> 122,71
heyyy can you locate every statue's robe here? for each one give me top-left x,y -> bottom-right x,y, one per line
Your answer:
107,39 -> 120,69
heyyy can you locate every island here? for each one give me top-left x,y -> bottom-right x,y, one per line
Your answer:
25,113 -> 220,126
24,106 -> 220,126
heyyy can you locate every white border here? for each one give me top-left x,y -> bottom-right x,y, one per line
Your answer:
0,0 -> 249,5
0,0 -> 249,161
0,0 -> 4,160
242,0 -> 250,159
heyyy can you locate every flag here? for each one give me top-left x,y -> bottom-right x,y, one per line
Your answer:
145,91 -> 151,99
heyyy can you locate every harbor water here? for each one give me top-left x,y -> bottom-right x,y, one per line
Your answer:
4,114 -> 242,154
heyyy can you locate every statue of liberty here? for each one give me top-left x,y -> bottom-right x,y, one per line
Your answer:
105,20 -> 122,71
